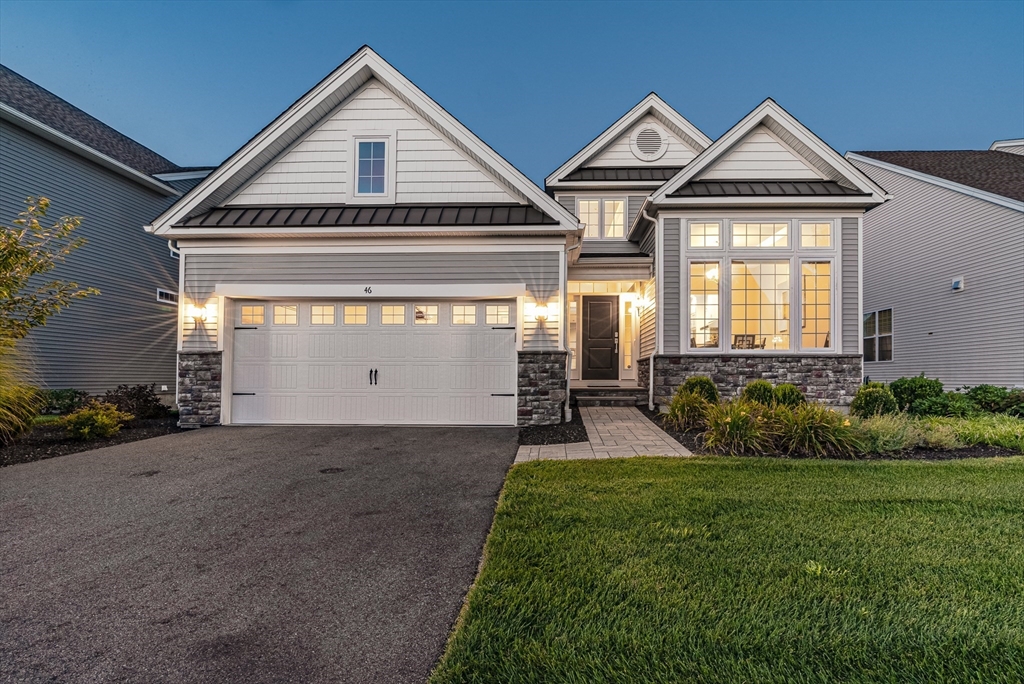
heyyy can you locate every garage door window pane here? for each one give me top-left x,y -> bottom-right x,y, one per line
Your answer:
486,305 -> 510,325
273,305 -> 297,325
344,305 -> 367,325
452,305 -> 476,325
311,305 -> 335,325
382,305 -> 405,325
241,305 -> 264,325
414,305 -> 438,325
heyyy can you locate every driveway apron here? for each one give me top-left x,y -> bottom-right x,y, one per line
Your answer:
0,425 -> 516,684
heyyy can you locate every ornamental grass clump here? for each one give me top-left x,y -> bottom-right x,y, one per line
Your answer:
773,383 -> 806,408
680,376 -> 720,404
703,399 -> 772,456
665,389 -> 711,432
741,380 -> 776,406
0,340 -> 40,446
61,401 -> 133,441
852,413 -> 917,455
776,403 -> 859,459
850,384 -> 898,418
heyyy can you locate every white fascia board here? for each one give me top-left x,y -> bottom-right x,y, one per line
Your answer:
158,226 -> 574,240
651,99 -> 888,204
990,138 -> 1024,151
656,195 -> 883,208
545,93 -> 712,187
177,239 -> 566,253
153,169 -> 214,181
846,153 -> 1024,212
547,180 -> 667,191
213,283 -> 527,299
149,47 -> 577,236
1,104 -> 180,197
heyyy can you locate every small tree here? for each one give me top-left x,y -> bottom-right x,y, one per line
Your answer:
0,196 -> 99,339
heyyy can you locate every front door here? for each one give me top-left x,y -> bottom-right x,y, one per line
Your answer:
581,295 -> 618,380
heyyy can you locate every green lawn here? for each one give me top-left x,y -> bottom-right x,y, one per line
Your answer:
431,457 -> 1024,684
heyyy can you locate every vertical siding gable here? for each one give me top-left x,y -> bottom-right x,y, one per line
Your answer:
586,115 -> 699,168
662,218 -> 681,353
227,81 -> 516,206
700,126 -> 826,181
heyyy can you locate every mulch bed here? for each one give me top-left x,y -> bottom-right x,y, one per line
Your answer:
0,416 -> 185,468
640,406 -> 1022,460
518,408 -> 589,445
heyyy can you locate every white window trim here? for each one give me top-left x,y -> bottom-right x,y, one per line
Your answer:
729,219 -> 794,250
272,304 -> 299,326
577,196 -> 629,241
348,130 -> 397,204
157,288 -> 179,304
310,304 -> 337,326
797,219 -> 836,250
863,307 -> 895,363
797,257 -> 837,352
686,219 -> 725,251
685,258 -> 723,352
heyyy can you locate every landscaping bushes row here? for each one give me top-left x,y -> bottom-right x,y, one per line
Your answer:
664,376 -> 1024,458
853,374 -> 1024,419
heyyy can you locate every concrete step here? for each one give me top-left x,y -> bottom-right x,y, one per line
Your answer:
572,393 -> 646,407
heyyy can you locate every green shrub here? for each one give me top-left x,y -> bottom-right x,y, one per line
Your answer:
853,413 -> 916,455
703,399 -> 772,456
40,388 -> 90,415
890,374 -> 944,411
963,384 -> 1009,413
911,391 -> 978,418
104,383 -> 167,420
0,340 -> 41,446
773,383 -> 806,408
741,380 -> 776,406
61,401 -> 134,440
776,403 -> 859,459
665,389 -> 711,432
681,376 -> 720,404
850,385 -> 898,418
1003,391 -> 1024,418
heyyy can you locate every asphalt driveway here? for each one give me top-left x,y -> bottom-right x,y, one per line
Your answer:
0,425 -> 517,683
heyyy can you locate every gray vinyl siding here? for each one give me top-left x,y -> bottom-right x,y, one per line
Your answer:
841,217 -> 859,354
627,196 -> 645,228
639,277 -> 657,357
0,120 -> 180,395
557,195 -> 575,215
662,218 -> 681,353
183,251 -> 561,352
852,159 -> 1024,387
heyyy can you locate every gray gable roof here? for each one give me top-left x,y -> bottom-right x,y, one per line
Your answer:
0,64 -> 179,176
855,150 -> 1024,202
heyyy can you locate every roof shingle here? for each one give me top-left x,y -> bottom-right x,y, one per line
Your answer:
0,64 -> 179,176
855,150 -> 1024,202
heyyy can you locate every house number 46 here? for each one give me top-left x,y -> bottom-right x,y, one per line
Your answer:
364,287 -> 372,294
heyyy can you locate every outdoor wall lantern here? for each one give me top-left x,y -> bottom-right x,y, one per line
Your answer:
532,304 -> 549,322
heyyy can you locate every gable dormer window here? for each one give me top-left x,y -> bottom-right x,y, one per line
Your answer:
357,141 -> 387,195
578,198 -> 626,240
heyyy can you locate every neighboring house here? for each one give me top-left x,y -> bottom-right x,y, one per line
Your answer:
848,143 -> 1024,388
548,95 -> 887,411
148,46 -> 886,429
0,65 -> 212,395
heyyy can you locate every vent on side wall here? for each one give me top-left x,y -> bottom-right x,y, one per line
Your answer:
630,124 -> 668,161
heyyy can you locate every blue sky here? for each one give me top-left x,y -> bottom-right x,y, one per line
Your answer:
1,0 -> 1021,184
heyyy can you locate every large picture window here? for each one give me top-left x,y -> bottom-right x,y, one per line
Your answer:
689,262 -> 720,348
800,262 -> 831,348
864,309 -> 893,361
730,261 -> 790,350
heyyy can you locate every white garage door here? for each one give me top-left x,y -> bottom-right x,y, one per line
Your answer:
229,300 -> 517,425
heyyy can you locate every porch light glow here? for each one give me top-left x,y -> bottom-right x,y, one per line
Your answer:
186,301 -> 217,323
532,304 -> 549,322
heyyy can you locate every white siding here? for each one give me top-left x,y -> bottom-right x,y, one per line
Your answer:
992,144 -> 1024,155
700,126 -> 825,181
228,81 -> 515,205
587,115 -> 698,168
852,159 -> 1024,387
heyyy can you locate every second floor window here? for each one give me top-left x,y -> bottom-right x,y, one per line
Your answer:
578,198 -> 626,239
357,141 -> 387,195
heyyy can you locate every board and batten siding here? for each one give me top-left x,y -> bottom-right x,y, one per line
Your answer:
586,116 -> 698,168
227,81 -> 515,206
182,251 -> 561,352
661,218 -> 681,353
851,159 -> 1024,387
700,126 -> 824,181
841,217 -> 860,355
0,120 -> 181,394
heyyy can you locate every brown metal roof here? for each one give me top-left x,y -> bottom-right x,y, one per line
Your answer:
670,180 -> 868,197
176,204 -> 559,228
562,167 -> 683,182
0,64 -> 180,176
855,150 -> 1024,202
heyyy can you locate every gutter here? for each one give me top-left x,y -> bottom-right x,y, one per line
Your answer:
0,104 -> 180,197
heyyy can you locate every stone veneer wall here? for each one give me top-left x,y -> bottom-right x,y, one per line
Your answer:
178,351 -> 222,428
637,357 -> 651,391
653,354 -> 863,409
518,350 -> 568,427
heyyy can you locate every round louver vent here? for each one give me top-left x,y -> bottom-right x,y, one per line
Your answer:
630,124 -> 668,161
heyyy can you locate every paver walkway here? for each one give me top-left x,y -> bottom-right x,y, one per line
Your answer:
515,406 -> 691,462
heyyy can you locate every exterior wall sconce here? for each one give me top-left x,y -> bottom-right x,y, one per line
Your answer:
186,301 -> 216,323
533,304 -> 549,322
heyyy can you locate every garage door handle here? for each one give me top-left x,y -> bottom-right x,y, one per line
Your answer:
233,392 -> 255,396
374,369 -> 378,385
234,326 -> 259,330
491,393 -> 514,397
369,368 -> 373,386
491,326 -> 515,330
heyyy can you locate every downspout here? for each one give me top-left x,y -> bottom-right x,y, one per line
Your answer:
564,231 -> 583,421
642,208 -> 658,411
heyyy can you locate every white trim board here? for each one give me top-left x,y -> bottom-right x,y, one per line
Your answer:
213,283 -> 528,299
846,153 -> 1024,212
1,104 -> 180,197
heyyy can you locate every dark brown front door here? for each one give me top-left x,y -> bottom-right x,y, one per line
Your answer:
581,296 -> 618,380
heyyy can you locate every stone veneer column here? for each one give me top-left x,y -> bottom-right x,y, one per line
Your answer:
517,350 -> 568,427
652,354 -> 863,409
637,357 -> 651,391
177,351 -> 222,428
